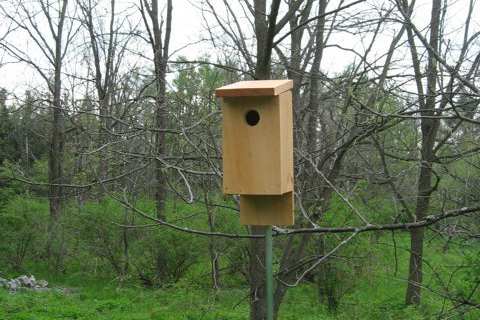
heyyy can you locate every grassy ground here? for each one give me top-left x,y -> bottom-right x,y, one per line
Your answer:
0,278 -> 460,320
1,232 -> 478,320
0,279 -> 318,320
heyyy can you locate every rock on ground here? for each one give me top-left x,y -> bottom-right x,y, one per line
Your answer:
0,275 -> 49,293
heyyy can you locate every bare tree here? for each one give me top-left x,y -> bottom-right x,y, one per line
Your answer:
78,0 -> 131,187
140,0 -> 172,219
0,0 -> 77,266
139,0 -> 172,281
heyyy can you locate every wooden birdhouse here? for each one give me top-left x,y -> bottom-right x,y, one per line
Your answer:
216,80 -> 294,226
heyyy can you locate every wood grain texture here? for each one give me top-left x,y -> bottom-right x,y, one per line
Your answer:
279,90 -> 294,192
215,80 -> 293,97
240,192 -> 294,226
222,92 -> 293,195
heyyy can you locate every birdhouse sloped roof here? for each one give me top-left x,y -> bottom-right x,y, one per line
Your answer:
215,80 -> 293,97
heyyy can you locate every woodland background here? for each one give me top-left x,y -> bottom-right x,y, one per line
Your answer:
0,0 -> 479,319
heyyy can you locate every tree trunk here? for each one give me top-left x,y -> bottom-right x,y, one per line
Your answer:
316,236 -> 338,312
46,0 -> 68,268
205,191 -> 220,290
306,0 -> 326,155
144,0 -> 172,282
149,0 -> 171,220
249,226 -> 267,319
79,0 -> 117,191
405,0 -> 441,305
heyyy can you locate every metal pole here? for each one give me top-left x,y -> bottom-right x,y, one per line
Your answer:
265,225 -> 273,320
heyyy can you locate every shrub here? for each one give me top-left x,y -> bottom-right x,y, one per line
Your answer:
0,196 -> 49,271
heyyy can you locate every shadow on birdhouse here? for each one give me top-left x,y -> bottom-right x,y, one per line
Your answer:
216,80 -> 294,226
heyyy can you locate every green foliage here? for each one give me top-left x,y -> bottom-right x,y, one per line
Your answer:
1,233 -> 479,319
0,165 -> 19,209
0,282 -> 248,320
0,90 -> 49,170
0,194 -> 478,319
132,227 -> 206,285
0,196 -> 480,320
456,248 -> 480,301
0,88 -> 20,165
0,196 -> 49,270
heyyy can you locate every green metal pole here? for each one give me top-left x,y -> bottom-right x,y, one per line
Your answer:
265,225 -> 273,320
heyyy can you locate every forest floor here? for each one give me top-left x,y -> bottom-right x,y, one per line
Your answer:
0,280 -> 425,320
0,234 -> 478,319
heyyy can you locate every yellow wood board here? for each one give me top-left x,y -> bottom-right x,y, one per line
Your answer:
222,92 -> 293,195
240,192 -> 294,226
215,80 -> 293,97
279,90 -> 294,192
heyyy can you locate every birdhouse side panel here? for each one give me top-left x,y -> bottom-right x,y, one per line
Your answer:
222,96 -> 283,194
279,90 -> 294,194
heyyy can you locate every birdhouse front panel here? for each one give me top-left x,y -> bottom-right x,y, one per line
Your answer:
221,91 -> 293,195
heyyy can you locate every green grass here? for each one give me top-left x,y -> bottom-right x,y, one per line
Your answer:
0,196 -> 478,319
0,282 -> 249,320
1,232 -> 478,320
0,282 -> 333,320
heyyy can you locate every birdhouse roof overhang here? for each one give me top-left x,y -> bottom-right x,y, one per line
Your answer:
215,80 -> 293,97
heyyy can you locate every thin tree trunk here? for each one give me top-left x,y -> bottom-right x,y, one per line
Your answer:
272,1 -> 326,316
204,191 -> 220,290
316,235 -> 338,311
47,0 -> 68,267
80,0 -> 116,194
149,0 -> 171,220
122,206 -> 130,277
142,0 -> 172,282
405,0 -> 441,305
306,0 -> 326,154
300,0 -> 333,310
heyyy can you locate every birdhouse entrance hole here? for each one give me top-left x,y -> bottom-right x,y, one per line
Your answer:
245,110 -> 260,126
